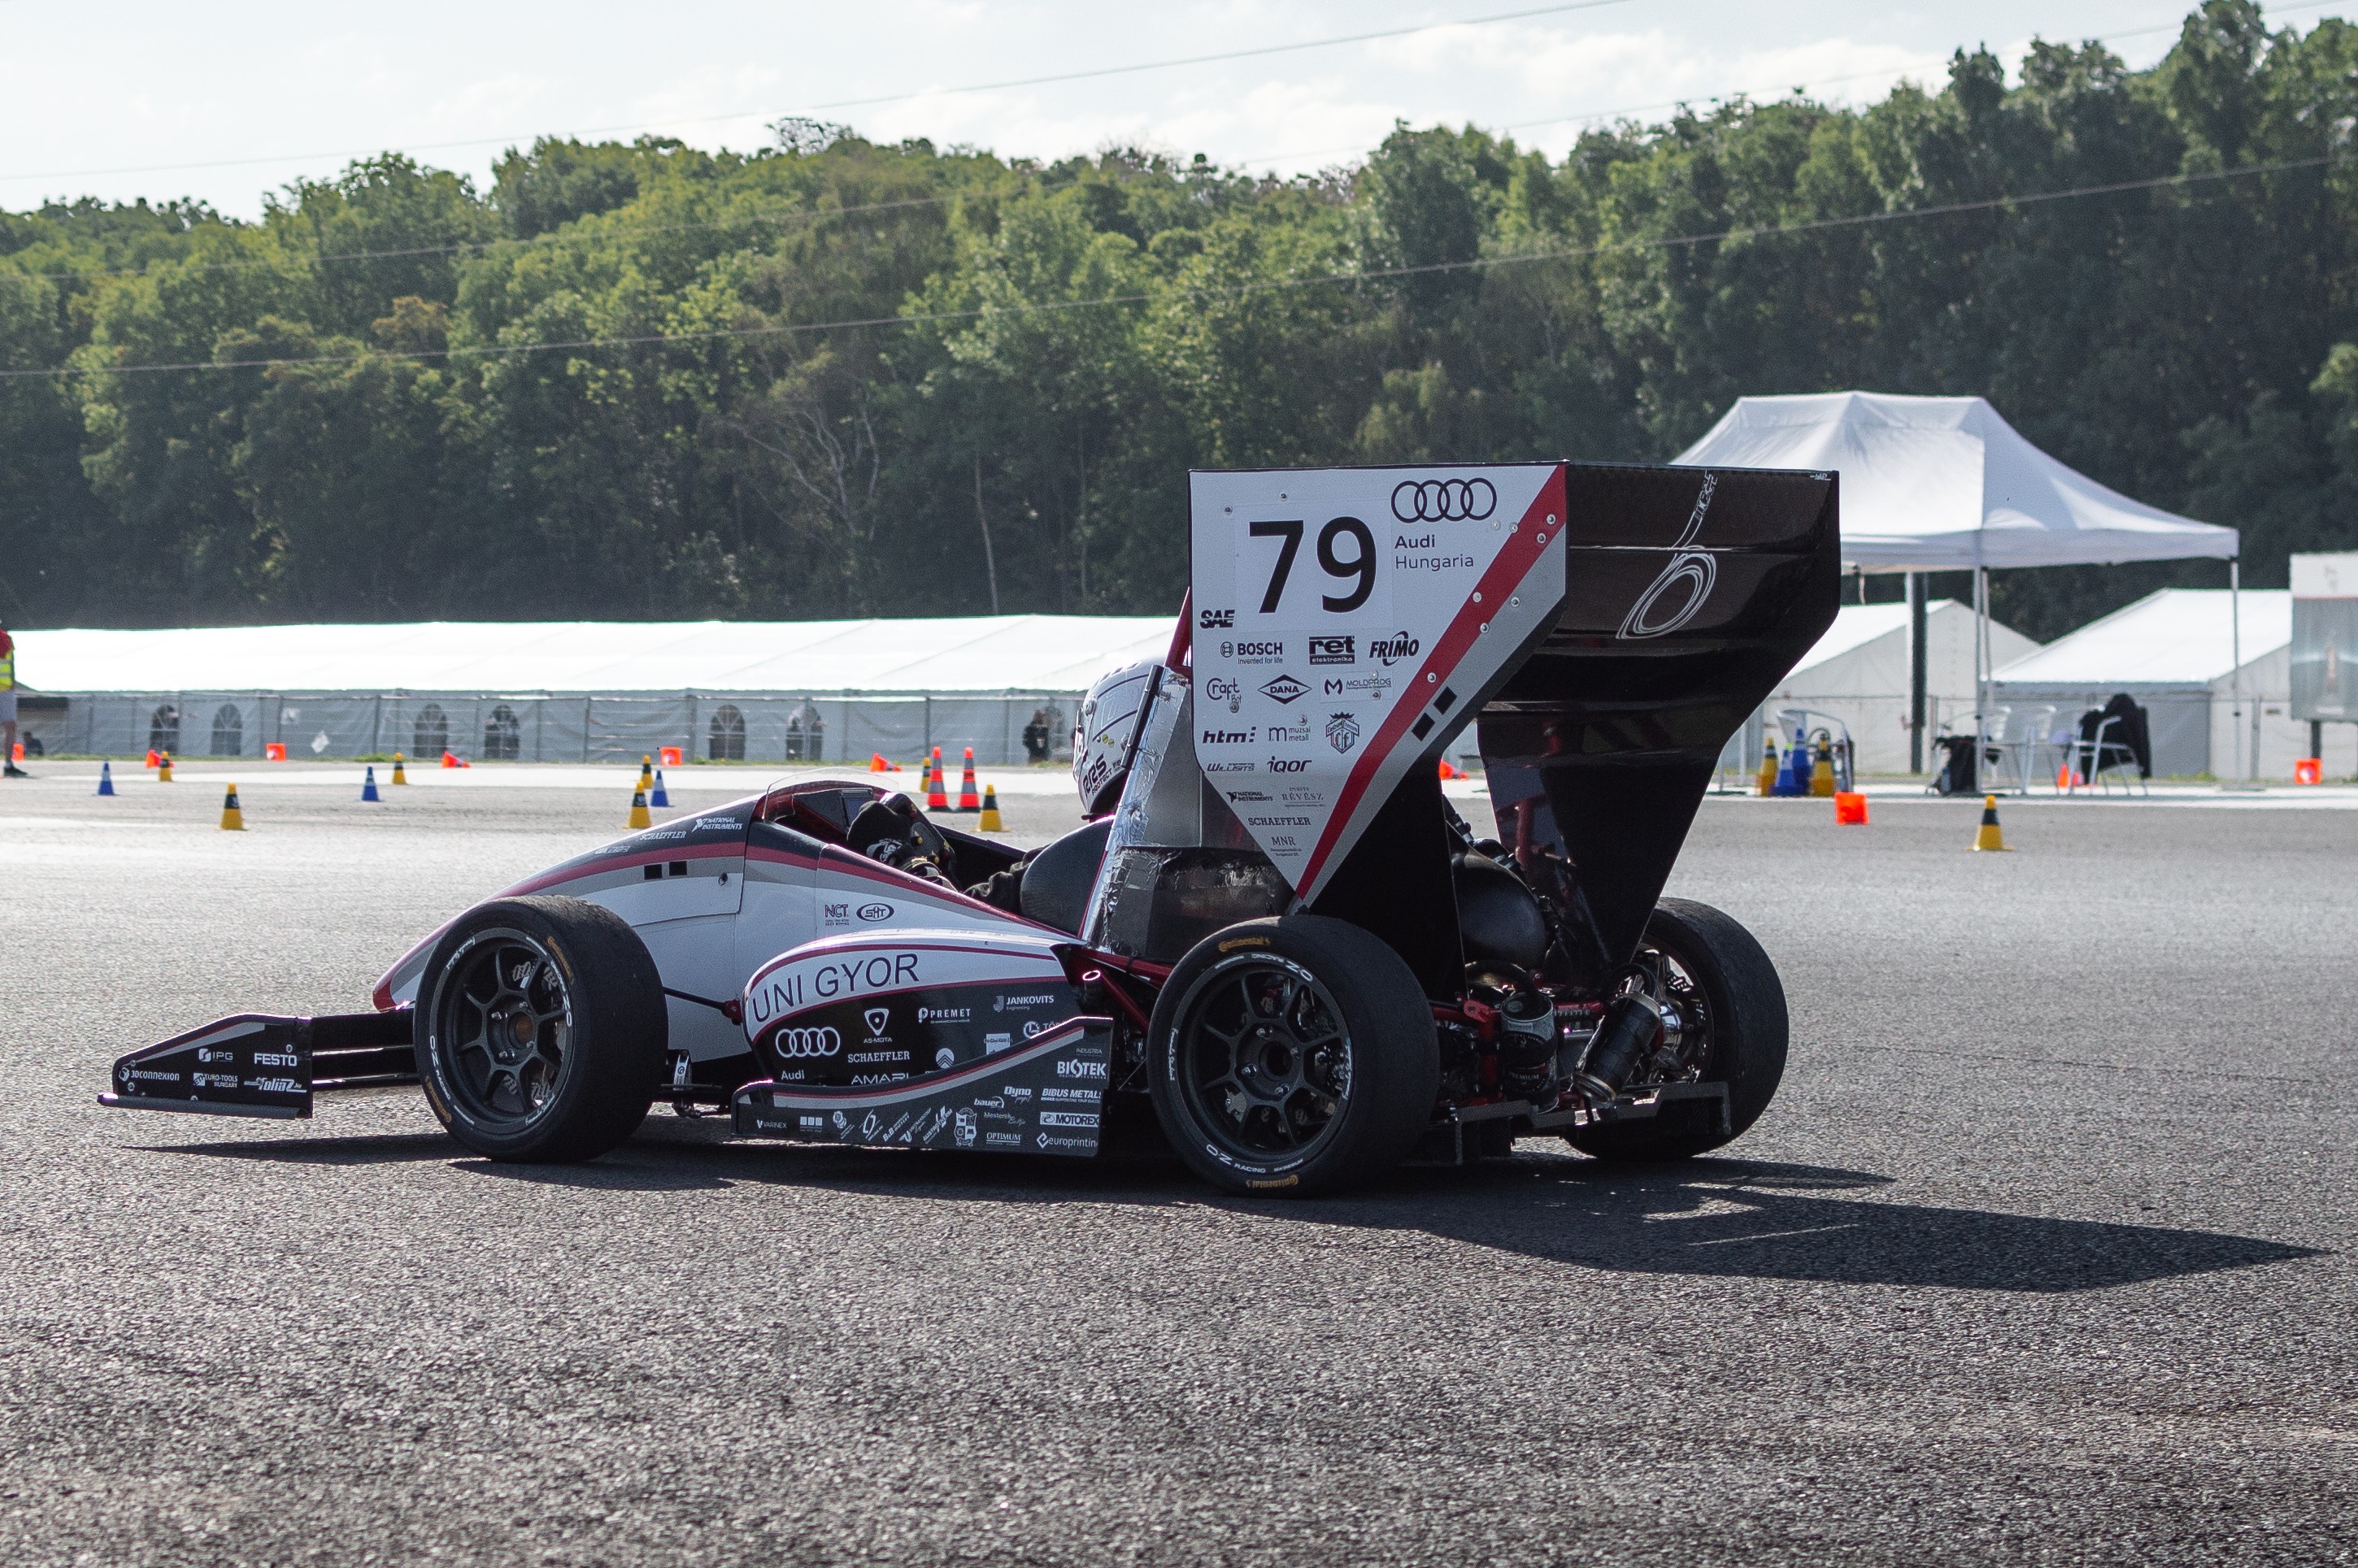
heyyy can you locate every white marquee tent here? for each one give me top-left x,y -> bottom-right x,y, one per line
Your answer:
11,615 -> 1176,766
1993,589 -> 2312,779
1676,391 -> 2247,775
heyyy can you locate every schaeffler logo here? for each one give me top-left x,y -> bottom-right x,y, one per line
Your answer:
1391,477 -> 1496,523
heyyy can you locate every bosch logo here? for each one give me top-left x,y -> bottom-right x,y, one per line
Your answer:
855,902 -> 893,922
1199,607 -> 1235,629
771,1027 -> 842,1059
1390,477 -> 1496,523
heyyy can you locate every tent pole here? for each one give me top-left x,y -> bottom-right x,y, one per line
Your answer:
1974,564 -> 1990,758
2231,556 -> 2245,783
1908,572 -> 1927,774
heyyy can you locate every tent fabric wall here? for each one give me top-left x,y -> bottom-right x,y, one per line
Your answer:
1715,600 -> 2038,776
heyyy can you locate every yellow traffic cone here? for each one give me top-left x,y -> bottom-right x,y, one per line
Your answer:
1971,793 -> 2011,852
1809,745 -> 1836,797
157,752 -> 174,783
637,755 -> 655,792
390,751 -> 409,785
978,784 -> 1004,832
1755,741 -> 1777,797
628,787 -> 651,829
219,782 -> 246,831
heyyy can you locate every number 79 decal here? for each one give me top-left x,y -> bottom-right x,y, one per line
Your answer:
1248,517 -> 1377,614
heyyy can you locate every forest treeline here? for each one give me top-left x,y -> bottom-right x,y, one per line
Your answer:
5,0 -> 2358,640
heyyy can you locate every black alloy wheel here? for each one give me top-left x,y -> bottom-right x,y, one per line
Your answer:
415,896 -> 666,1162
1146,914 -> 1438,1196
434,927 -> 575,1128
1568,897 -> 1787,1162
1172,954 -> 1354,1166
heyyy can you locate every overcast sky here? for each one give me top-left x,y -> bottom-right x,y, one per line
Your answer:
0,0 -> 2336,218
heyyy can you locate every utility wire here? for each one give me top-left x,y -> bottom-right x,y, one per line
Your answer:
7,150 -> 2339,380
0,0 -> 1645,186
9,0 -> 2321,287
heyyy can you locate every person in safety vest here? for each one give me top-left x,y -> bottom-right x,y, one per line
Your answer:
0,623 -> 23,777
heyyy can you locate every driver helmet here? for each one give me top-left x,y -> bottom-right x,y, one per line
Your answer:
1072,659 -> 1161,818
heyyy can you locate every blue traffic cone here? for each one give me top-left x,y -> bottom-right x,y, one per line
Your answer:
96,761 -> 115,797
361,765 -> 381,802
650,767 -> 671,808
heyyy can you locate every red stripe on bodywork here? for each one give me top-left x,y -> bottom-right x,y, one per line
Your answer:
1294,466 -> 1567,897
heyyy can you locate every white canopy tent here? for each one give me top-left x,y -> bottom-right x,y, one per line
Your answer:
1675,392 -> 2248,777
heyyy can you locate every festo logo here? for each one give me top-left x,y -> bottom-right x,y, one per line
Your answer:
771,1026 -> 842,1060
1371,633 -> 1421,667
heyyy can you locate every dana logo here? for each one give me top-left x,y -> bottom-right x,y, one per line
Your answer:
1326,712 -> 1361,754
1199,607 -> 1235,629
1371,633 -> 1421,666
1308,636 -> 1354,665
1259,675 -> 1308,706
855,902 -> 893,922
1201,728 -> 1253,745
1268,757 -> 1311,773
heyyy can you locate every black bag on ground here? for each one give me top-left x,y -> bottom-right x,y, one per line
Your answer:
1932,734 -> 1977,796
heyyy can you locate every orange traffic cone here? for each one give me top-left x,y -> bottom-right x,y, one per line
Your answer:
870,753 -> 890,773
927,747 -> 949,810
144,749 -> 160,769
957,747 -> 981,811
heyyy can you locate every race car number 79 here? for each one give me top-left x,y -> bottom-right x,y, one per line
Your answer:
1246,517 -> 1376,615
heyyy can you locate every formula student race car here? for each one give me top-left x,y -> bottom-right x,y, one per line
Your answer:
104,460 -> 1838,1194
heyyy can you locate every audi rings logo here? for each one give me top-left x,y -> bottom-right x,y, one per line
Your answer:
1391,476 -> 1496,523
769,1026 -> 842,1059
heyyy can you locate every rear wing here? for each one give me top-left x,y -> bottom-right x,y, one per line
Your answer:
1188,461 -> 1836,990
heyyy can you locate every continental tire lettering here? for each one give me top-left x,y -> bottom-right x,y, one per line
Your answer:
1216,936 -> 1271,952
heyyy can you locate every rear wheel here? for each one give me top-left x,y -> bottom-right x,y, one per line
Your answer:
1146,914 -> 1437,1196
415,896 -> 666,1162
1568,897 -> 1787,1162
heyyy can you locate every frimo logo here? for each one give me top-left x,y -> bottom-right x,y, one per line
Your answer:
1370,633 -> 1420,667
1390,477 -> 1496,523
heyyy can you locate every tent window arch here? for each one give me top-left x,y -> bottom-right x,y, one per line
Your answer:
483,704 -> 520,761
413,704 -> 449,759
149,705 -> 180,756
708,704 -> 746,762
784,703 -> 822,762
210,703 -> 243,757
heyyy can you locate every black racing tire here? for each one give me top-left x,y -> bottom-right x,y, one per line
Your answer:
1568,897 -> 1787,1162
414,895 -> 667,1162
1146,914 -> 1438,1196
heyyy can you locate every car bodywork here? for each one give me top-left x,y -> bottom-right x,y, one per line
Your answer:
105,460 -> 1838,1170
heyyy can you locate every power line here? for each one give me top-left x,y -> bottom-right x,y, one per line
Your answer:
7,150 -> 2337,381
0,1 -> 1646,187
7,0 -> 2308,288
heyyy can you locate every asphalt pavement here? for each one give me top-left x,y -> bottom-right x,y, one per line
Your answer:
1,763 -> 2351,1565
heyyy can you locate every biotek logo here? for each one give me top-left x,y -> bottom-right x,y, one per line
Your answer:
1201,727 -> 1254,746
1199,607 -> 1235,629
1308,636 -> 1355,665
1268,758 -> 1311,773
1371,633 -> 1421,667
1056,1058 -> 1110,1079
1259,674 -> 1308,706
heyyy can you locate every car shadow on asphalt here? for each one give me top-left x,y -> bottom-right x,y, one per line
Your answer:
145,1127 -> 2323,1292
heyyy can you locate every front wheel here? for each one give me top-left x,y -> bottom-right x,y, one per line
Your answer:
414,896 -> 667,1162
1146,914 -> 1438,1196
1568,897 -> 1788,1162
